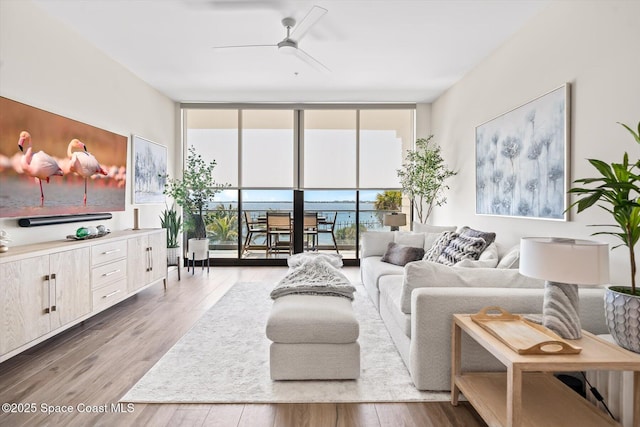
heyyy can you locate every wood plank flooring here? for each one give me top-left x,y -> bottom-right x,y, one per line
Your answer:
0,266 -> 486,427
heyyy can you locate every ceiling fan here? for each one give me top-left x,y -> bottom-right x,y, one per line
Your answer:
212,5 -> 330,72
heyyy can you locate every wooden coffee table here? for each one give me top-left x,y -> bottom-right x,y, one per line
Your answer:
451,314 -> 640,427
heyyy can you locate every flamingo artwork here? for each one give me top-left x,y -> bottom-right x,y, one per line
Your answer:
17,131 -> 63,205
67,139 -> 108,205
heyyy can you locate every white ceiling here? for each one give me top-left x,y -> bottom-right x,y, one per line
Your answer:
33,0 -> 549,103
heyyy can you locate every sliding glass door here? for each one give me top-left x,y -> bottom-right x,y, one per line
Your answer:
182,105 -> 414,264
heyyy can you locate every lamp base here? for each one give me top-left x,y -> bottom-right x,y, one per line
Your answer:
543,281 -> 582,339
390,226 -> 400,231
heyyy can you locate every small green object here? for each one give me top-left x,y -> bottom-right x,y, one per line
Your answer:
76,227 -> 89,238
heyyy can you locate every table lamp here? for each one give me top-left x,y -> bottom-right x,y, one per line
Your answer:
383,212 -> 406,231
519,237 -> 609,340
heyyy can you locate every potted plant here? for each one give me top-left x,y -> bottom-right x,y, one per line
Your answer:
161,146 -> 228,260
568,121 -> 640,353
397,136 -> 457,224
160,203 -> 182,263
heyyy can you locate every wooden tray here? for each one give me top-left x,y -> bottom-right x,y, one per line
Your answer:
470,306 -> 582,355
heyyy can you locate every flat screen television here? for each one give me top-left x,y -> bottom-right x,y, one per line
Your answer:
0,97 -> 127,218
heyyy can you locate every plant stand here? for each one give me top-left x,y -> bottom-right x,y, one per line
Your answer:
167,247 -> 181,281
187,238 -> 210,275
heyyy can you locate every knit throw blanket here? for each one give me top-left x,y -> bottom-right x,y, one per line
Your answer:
270,258 -> 356,301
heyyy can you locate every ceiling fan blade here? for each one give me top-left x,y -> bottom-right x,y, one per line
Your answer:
289,5 -> 327,42
212,44 -> 276,50
294,48 -> 330,73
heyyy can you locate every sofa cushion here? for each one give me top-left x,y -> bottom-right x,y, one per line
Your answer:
361,256 -> 405,291
497,244 -> 520,269
400,260 -> 544,314
379,279 -> 411,338
413,222 -> 457,233
455,242 -> 499,268
423,231 -> 458,262
361,231 -> 394,258
381,242 -> 425,266
394,231 -> 425,248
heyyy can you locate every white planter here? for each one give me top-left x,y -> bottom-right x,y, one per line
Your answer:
167,247 -> 181,264
188,238 -> 210,261
604,286 -> 640,353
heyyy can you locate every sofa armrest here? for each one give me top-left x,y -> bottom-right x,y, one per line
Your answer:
408,286 -> 606,391
360,231 -> 394,258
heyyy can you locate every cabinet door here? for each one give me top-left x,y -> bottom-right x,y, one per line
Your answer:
49,247 -> 92,330
127,236 -> 148,293
148,230 -> 167,284
0,257 -> 50,355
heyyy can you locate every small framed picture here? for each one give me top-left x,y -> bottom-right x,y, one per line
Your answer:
132,135 -> 167,204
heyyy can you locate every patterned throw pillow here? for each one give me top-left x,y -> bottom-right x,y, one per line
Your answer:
380,242 -> 425,266
423,231 -> 458,262
458,226 -> 496,246
437,234 -> 490,266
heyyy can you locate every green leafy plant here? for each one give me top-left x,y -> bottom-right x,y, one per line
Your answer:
397,136 -> 457,223
568,121 -> 640,296
374,190 -> 402,223
161,146 -> 228,239
159,203 -> 182,248
206,204 -> 238,243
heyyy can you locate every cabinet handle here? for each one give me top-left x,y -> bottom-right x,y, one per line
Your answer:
102,269 -> 121,277
102,249 -> 121,255
102,289 -> 121,299
146,246 -> 151,272
149,247 -> 153,271
51,273 -> 57,312
43,274 -> 51,314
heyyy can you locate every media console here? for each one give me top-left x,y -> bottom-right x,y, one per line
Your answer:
0,229 -> 166,363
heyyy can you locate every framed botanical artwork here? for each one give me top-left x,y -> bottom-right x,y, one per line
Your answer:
132,135 -> 167,204
475,83 -> 570,220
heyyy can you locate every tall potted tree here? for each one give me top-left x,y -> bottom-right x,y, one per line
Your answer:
568,121 -> 640,353
397,136 -> 457,223
162,146 -> 228,261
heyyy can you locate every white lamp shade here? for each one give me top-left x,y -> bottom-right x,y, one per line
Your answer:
519,237 -> 609,285
383,213 -> 407,227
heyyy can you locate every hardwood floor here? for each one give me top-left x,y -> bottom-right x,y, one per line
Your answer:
0,266 -> 486,427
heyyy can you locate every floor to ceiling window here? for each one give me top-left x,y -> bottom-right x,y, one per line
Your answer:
182,105 -> 414,264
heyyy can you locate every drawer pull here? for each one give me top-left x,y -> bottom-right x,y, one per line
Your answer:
102,269 -> 121,277
102,290 -> 122,299
102,249 -> 121,255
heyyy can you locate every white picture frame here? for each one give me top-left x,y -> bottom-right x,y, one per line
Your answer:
132,135 -> 167,204
475,84 -> 570,220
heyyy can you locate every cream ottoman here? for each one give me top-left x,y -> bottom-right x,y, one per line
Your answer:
266,294 -> 360,380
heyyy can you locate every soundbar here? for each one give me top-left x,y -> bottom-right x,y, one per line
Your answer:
18,213 -> 113,227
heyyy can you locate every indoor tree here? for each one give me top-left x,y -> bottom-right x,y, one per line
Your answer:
397,136 -> 457,223
161,146 -> 228,239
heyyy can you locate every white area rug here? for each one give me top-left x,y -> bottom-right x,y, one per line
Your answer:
121,282 -> 448,403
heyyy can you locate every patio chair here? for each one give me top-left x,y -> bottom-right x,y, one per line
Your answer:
303,212 -> 318,251
242,211 -> 267,255
318,211 -> 339,253
266,211 -> 292,256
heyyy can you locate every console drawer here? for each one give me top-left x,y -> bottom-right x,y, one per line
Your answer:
91,240 -> 127,266
91,259 -> 127,289
92,280 -> 127,312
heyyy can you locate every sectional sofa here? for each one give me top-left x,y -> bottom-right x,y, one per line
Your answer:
360,228 -> 609,390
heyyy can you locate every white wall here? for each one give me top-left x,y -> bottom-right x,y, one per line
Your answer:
0,0 -> 177,246
430,1 -> 640,285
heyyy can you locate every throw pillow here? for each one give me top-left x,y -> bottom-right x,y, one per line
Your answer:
287,252 -> 343,268
413,222 -> 457,233
455,242 -> 499,268
394,231 -> 425,248
437,234 -> 489,266
381,242 -> 425,266
423,231 -> 458,262
423,232 -> 445,251
497,244 -> 520,269
457,226 -> 496,246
